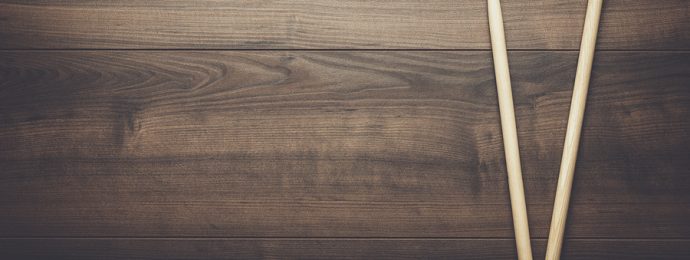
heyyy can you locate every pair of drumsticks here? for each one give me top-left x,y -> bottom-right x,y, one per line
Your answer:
488,0 -> 603,259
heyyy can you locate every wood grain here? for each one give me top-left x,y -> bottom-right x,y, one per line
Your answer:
1,239 -> 689,260
546,1 -> 602,258
488,1 -> 533,258
1,51 -> 688,239
0,0 -> 687,50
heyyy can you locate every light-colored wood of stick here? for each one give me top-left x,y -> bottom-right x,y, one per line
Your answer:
487,1 -> 533,260
545,0 -> 603,259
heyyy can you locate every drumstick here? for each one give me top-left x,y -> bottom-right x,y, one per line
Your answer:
545,0 -> 603,259
487,1 -> 533,259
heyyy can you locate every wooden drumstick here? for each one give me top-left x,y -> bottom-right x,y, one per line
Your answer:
488,1 -> 533,259
546,0 -> 603,259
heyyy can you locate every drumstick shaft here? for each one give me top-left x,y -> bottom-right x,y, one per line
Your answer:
545,0 -> 603,259
488,1 -> 533,259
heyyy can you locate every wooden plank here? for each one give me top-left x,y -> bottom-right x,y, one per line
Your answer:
0,51 -> 689,238
1,238 -> 689,259
0,0 -> 687,50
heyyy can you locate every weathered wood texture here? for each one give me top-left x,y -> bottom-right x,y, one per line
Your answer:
1,52 -> 688,240
1,0 -> 689,257
2,239 -> 690,260
0,0 -> 687,49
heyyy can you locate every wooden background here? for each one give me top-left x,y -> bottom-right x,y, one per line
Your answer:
0,0 -> 688,259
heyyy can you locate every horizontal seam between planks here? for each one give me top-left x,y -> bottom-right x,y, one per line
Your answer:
0,49 -> 689,52
1,237 -> 690,240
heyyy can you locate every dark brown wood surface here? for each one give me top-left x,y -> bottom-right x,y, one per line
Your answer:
1,0 -> 689,259
0,0 -> 688,50
2,239 -> 690,260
